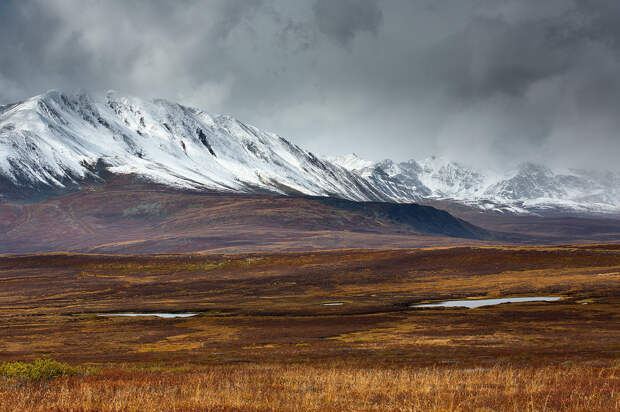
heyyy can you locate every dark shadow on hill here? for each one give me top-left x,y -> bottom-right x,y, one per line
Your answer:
312,197 -> 498,240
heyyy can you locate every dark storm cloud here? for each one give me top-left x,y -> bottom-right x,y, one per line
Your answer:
0,0 -> 619,171
313,0 -> 382,45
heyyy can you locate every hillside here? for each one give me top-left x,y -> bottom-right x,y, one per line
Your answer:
0,183 -> 494,254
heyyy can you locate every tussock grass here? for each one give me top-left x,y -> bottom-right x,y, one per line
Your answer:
0,363 -> 617,411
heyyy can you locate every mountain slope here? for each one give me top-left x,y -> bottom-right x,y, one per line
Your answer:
0,186 -> 496,254
2,182 -> 620,254
331,154 -> 620,214
0,90 -> 386,201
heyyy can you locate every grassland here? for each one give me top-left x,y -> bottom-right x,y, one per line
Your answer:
2,364 -> 617,411
1,245 -> 619,410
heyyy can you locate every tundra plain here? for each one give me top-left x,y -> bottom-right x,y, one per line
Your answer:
1,245 -> 619,411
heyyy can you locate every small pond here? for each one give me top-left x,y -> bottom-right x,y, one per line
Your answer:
98,313 -> 198,318
411,297 -> 562,309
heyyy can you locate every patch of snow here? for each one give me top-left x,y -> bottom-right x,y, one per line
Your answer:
327,153 -> 375,172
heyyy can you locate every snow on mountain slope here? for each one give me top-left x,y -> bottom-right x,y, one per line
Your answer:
416,156 -> 489,199
329,155 -> 620,214
1,90 -> 618,214
326,153 -> 375,172
0,90 -> 387,201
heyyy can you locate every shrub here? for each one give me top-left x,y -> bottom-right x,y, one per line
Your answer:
0,358 -> 79,381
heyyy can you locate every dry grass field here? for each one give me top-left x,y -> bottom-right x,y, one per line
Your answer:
1,245 -> 619,410
1,364 -> 617,411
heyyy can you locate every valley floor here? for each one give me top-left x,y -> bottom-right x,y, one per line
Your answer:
0,245 -> 619,411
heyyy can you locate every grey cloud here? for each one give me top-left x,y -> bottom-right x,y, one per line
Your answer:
312,0 -> 382,45
425,13 -> 586,100
0,0 -> 619,172
209,0 -> 265,40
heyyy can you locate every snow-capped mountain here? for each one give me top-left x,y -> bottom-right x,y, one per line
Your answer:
0,90 -> 388,201
0,90 -> 618,215
330,154 -> 620,214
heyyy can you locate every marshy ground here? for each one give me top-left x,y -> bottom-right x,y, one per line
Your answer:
1,245 -> 619,410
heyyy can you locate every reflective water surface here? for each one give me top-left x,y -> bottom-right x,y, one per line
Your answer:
411,297 -> 562,309
98,313 -> 198,318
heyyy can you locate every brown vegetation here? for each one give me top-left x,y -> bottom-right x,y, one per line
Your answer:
0,187 -> 492,254
1,363 -> 618,411
1,245 -> 619,410
2,185 -> 620,254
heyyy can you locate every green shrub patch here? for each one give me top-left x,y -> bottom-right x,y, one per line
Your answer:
0,358 -> 79,381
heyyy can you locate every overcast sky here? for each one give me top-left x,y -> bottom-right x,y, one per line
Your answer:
1,0 -> 619,171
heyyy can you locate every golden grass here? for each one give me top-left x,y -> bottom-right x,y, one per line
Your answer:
0,363 -> 617,411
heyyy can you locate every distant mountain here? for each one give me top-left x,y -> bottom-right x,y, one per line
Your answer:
330,154 -> 620,214
1,91 -> 618,214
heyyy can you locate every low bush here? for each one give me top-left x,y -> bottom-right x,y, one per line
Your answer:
0,358 -> 79,381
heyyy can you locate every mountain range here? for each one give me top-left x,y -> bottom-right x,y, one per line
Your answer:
329,154 -> 620,215
1,90 -> 618,215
